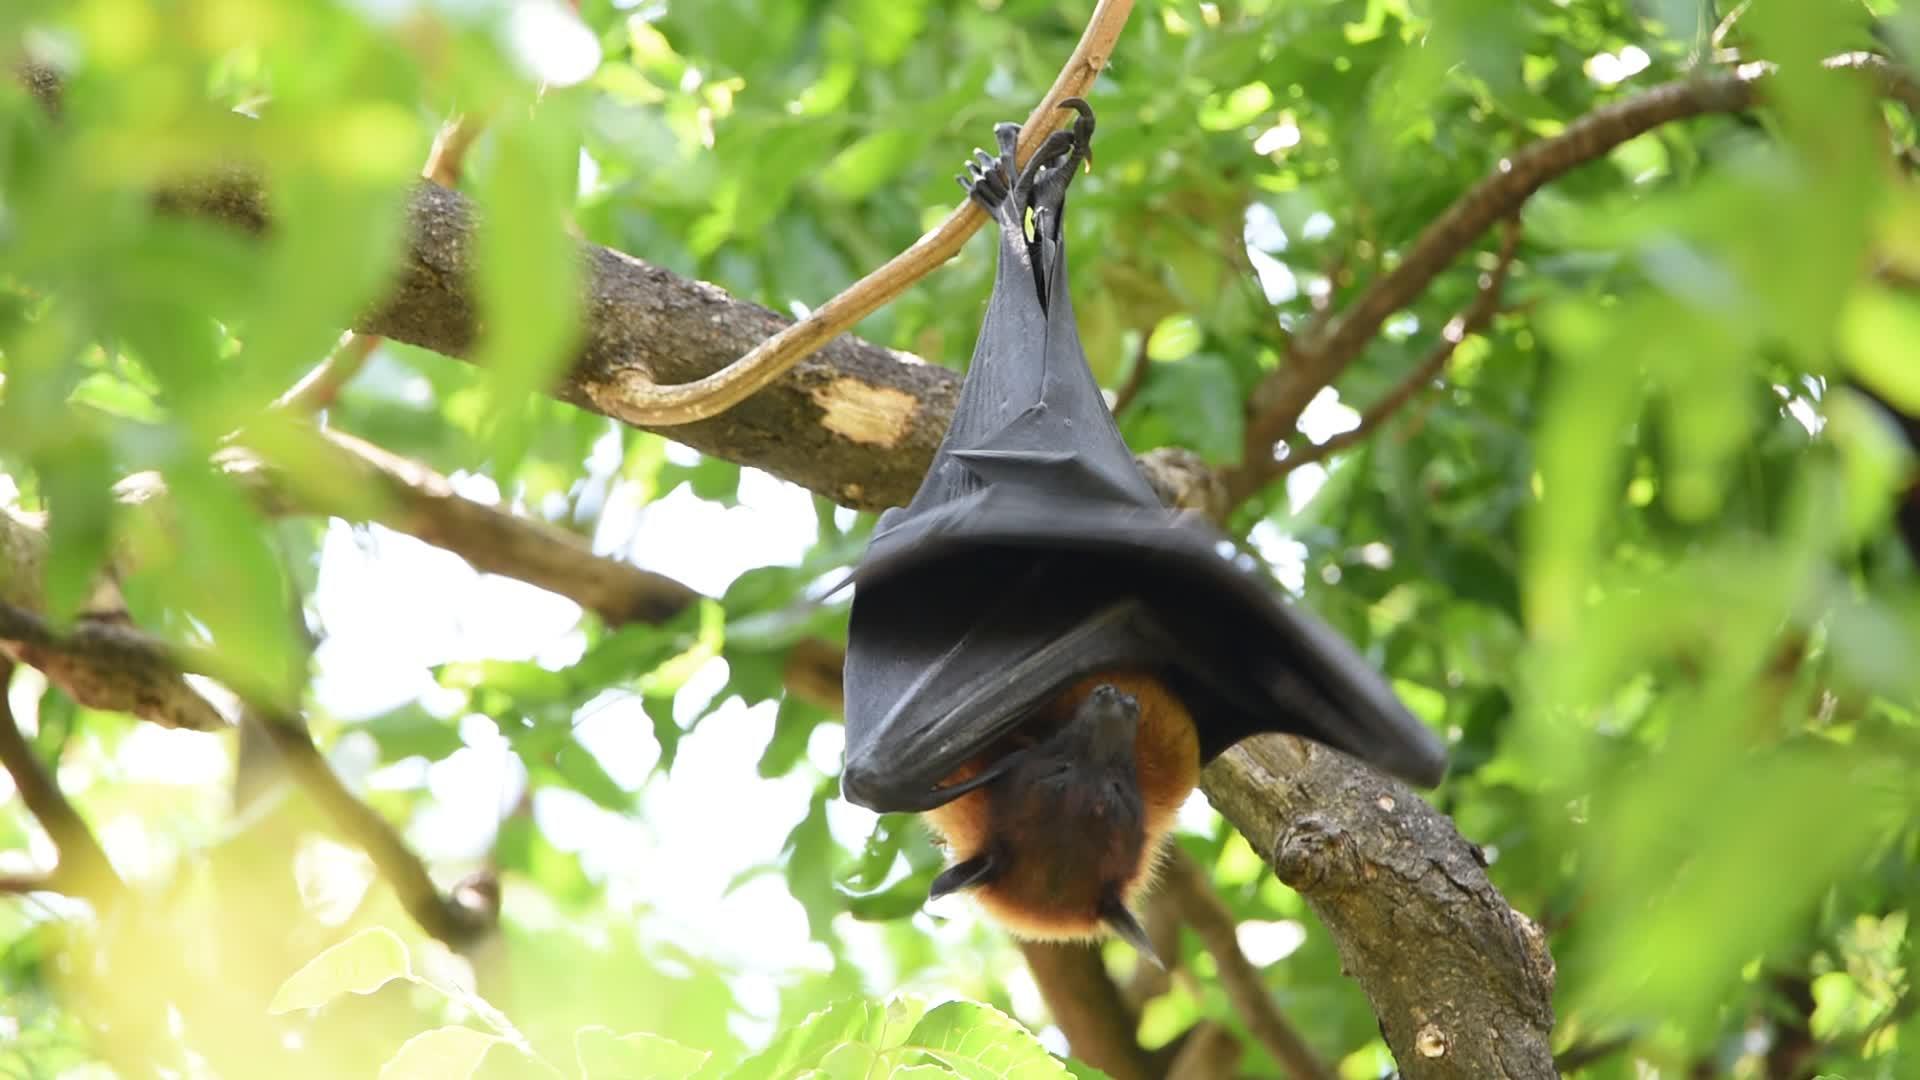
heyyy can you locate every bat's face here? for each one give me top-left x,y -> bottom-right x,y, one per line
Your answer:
921,670 -> 1197,956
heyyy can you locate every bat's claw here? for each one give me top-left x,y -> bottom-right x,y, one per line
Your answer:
960,146 -> 1014,215
961,101 -> 1098,225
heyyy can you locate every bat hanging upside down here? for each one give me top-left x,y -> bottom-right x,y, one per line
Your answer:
837,99 -> 1446,961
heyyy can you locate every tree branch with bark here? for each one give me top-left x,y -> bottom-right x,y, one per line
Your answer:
10,40 -> 1919,1079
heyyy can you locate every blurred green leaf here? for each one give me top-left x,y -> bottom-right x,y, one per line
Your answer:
574,1027 -> 710,1080
268,928 -> 413,1014
379,1027 -> 501,1080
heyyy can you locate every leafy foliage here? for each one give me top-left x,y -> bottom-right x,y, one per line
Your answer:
3,0 -> 1920,1077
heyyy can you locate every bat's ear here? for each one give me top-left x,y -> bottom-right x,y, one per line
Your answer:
930,853 -> 1000,899
1100,893 -> 1163,970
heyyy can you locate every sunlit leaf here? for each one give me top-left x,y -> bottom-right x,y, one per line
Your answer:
901,1001 -> 1072,1079
378,1026 -> 501,1080
574,1026 -> 710,1080
268,927 -> 413,1014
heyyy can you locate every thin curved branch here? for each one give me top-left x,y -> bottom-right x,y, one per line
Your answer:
1166,1021 -> 1243,1080
1018,940 -> 1155,1080
0,592 -> 496,947
247,708 -> 496,946
1158,850 -> 1336,1080
274,330 -> 381,413
0,659 -> 121,900
1110,333 -> 1153,416
586,0 -> 1136,427
1241,55 -> 1917,469
1242,217 -> 1521,493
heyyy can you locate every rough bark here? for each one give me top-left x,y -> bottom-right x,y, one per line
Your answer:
1205,739 -> 1558,1079
361,182 -> 957,512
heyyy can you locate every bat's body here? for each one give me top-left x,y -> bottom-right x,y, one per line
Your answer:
840,101 -> 1446,953
920,669 -> 1197,940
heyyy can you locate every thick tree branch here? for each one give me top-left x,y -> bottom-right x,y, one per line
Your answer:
0,524 -> 229,733
0,660 -> 122,899
122,55 -> 1908,515
1205,739 -> 1558,1079
27,51 -> 1914,1073
276,114 -> 488,413
1159,851 -> 1336,1080
284,428 -> 703,625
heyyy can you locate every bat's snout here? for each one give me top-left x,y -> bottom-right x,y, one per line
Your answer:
1071,684 -> 1140,767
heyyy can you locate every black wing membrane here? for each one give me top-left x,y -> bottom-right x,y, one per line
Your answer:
840,101 -> 1446,813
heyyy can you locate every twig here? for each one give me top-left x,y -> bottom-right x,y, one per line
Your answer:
1166,1021 -> 1243,1080
1159,850 -> 1336,1080
583,0 -> 1137,426
0,595 -> 494,947
1552,1031 -> 1638,1073
0,660 -> 122,900
1237,54 -> 1917,486
1110,334 -> 1152,415
248,708 -> 495,946
0,872 -> 64,894
272,330 -> 380,413
1018,940 -> 1155,1080
423,113 -> 486,189
1258,217 -> 1520,486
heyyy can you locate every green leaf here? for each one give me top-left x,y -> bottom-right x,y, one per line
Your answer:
1134,353 -> 1244,464
358,704 -> 464,763
758,697 -> 828,778
1841,287 -> 1920,414
36,433 -> 116,623
725,1000 -> 886,1080
268,927 -> 413,1014
548,736 -> 633,811
574,1026 -> 710,1080
378,1027 -> 501,1080
817,131 -> 928,203
902,1002 -> 1071,1080
470,92 -> 588,482
659,454 -> 741,507
495,815 -> 595,907
438,660 -> 572,705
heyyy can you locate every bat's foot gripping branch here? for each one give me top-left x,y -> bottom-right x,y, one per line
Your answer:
956,98 -> 1096,241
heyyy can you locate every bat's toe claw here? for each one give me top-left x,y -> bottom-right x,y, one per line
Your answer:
960,152 -> 1011,213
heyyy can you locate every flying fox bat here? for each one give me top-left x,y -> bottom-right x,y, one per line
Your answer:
838,99 -> 1446,958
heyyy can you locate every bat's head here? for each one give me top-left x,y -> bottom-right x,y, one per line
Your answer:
919,677 -> 1173,966
1033,682 -> 1138,772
